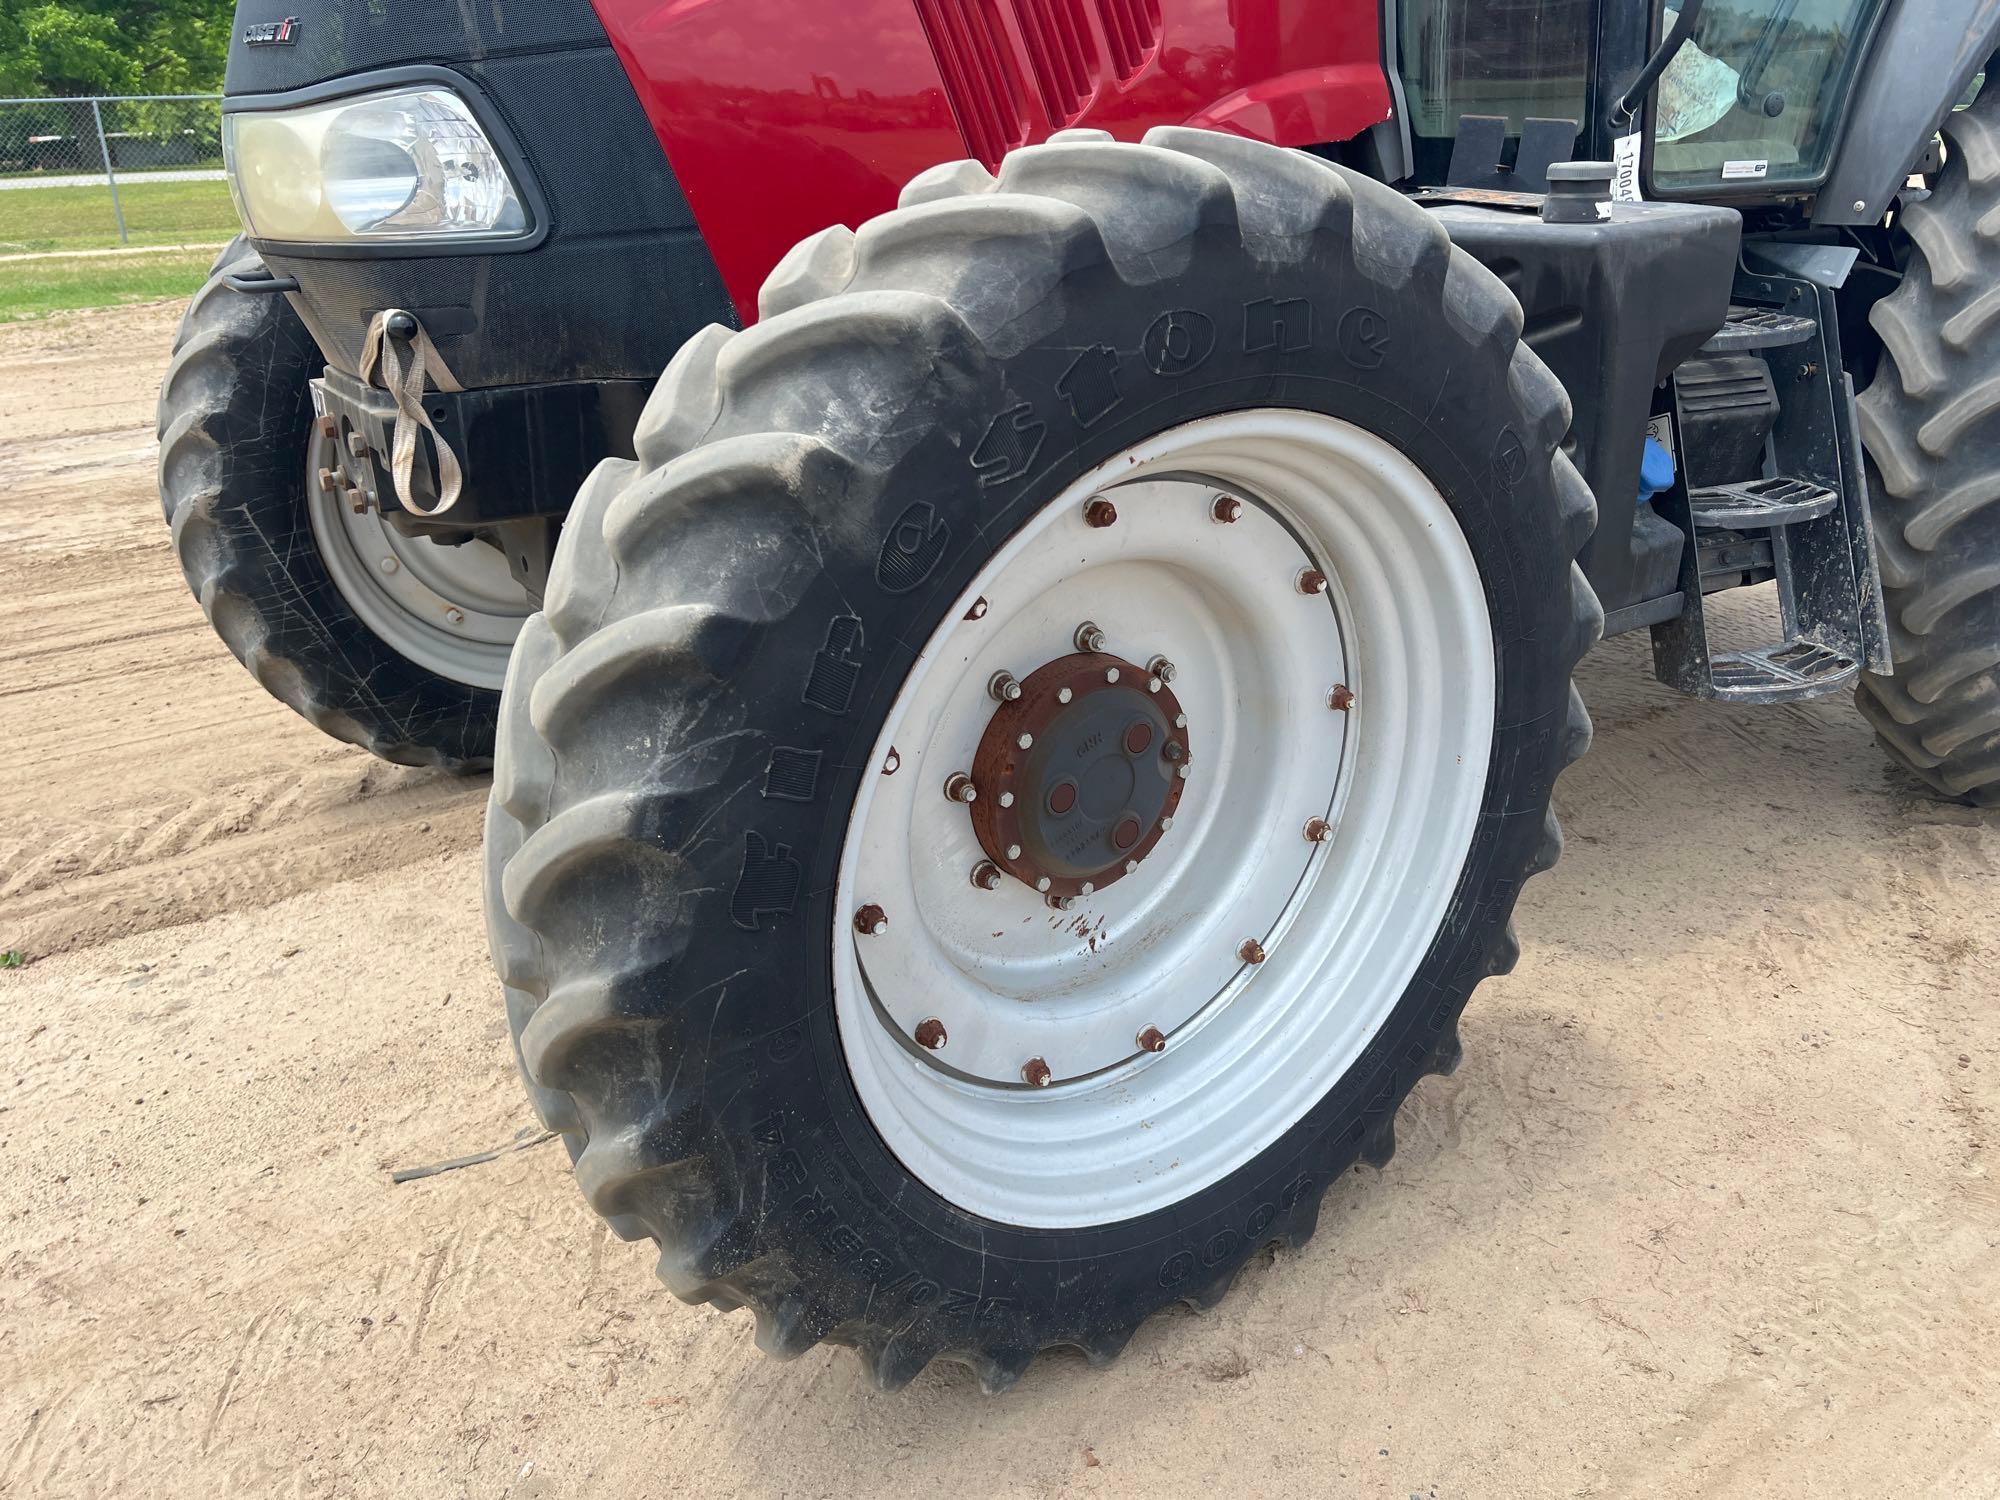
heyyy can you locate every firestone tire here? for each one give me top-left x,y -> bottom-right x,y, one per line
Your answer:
156,239 -> 503,770
1856,71 -> 2000,805
485,130 -> 1600,1390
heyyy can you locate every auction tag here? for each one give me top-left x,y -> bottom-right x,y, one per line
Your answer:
1612,131 -> 1644,202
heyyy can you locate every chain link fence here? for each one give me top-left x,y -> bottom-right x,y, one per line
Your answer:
1,95 -> 229,248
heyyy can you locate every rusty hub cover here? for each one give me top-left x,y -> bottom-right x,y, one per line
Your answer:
968,652 -> 1189,898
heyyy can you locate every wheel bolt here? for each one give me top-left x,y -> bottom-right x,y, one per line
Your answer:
316,414 -> 339,442
1083,497 -> 1118,528
379,556 -> 399,574
1211,494 -> 1242,524
1148,655 -> 1176,685
1057,687 -> 1073,704
1034,875 -> 1051,892
1163,740 -> 1186,763
1297,567 -> 1328,596
989,670 -> 1023,702
1075,621 -> 1107,654
915,1017 -> 948,1050
1022,1057 -> 1054,1088
1304,817 -> 1332,843
1137,1025 -> 1167,1053
1238,938 -> 1267,964
1328,683 -> 1355,711
854,904 -> 888,936
944,772 -> 977,804
316,466 -> 339,493
970,861 -> 1002,890
1079,882 -> 1094,895
1124,859 -> 1139,874
444,607 -> 465,626
1047,893 -> 1076,911
1105,666 -> 1120,683
1016,732 -> 1034,750
998,791 -> 1015,808
1160,816 -> 1174,832
964,596 -> 989,620
346,487 -> 368,515
1008,843 -> 1024,860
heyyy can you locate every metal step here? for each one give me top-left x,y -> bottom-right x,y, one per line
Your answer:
1699,304 -> 1819,354
1688,475 -> 1840,528
1706,639 -> 1858,701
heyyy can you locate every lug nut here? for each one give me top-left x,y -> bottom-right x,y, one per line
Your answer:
1137,1025 -> 1167,1053
1022,1057 -> 1054,1088
316,466 -> 339,493
965,596 -> 989,620
1016,731 -> 1034,750
1034,875 -> 1051,892
1297,567 -> 1329,596
1008,843 -> 1024,860
970,861 -> 1002,891
1211,494 -> 1243,524
346,487 -> 369,515
346,430 -> 369,459
1328,683 -> 1355,711
1075,621 -> 1108,654
882,747 -> 901,774
944,772 -> 977,804
854,904 -> 888,936
316,414 -> 339,442
1238,938 -> 1267,965
1123,859 -> 1139,874
998,791 -> 1015,808
1047,893 -> 1076,911
1304,817 -> 1332,843
915,1017 -> 948,1050
1079,882 -> 1095,895
1105,666 -> 1120,683
1160,816 -> 1174,832
1173,713 -> 1187,729
989,670 -> 1023,702
1148,655 -> 1177,685
1057,687 -> 1073,704
444,607 -> 465,626
1163,740 -> 1186,763
1083,497 -> 1118,528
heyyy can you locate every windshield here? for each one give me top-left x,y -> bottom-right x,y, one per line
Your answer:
1652,0 -> 1886,191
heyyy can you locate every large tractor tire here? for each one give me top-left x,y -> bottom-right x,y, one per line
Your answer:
157,239 -> 532,769
485,130 -> 1599,1390
1856,74 -> 2000,805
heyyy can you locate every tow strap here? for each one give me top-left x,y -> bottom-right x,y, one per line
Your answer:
357,309 -> 465,518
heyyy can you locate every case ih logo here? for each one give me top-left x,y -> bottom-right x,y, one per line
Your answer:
242,16 -> 299,44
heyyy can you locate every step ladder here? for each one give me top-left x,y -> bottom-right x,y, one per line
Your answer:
1648,283 -> 1891,704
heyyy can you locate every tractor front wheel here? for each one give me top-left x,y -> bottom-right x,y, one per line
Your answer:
485,130 -> 1598,1388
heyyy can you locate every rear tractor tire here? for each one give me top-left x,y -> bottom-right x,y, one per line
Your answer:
156,239 -> 533,769
1857,68 -> 2000,805
486,129 -> 1600,1389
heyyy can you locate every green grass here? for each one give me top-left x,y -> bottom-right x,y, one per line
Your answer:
0,246 -> 217,322
0,178 -> 241,253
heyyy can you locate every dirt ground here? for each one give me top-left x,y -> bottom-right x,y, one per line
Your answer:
1,303 -> 1995,1499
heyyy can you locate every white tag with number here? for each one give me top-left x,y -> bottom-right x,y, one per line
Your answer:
1612,131 -> 1644,202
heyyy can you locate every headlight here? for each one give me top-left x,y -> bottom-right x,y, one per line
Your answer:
224,87 -> 530,244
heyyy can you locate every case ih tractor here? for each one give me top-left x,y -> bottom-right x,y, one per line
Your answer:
161,0 -> 1997,1388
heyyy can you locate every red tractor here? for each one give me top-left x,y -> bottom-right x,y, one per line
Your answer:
162,0 -> 1999,1388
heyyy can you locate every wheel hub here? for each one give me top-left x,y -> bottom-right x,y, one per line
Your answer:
969,652 -> 1189,899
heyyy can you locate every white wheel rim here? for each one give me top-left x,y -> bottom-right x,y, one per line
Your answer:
304,435 -> 531,690
834,409 -> 1495,1228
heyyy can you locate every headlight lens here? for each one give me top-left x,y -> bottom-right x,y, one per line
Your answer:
224,87 -> 529,244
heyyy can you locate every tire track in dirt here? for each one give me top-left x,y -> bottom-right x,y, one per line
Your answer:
0,304 -> 487,962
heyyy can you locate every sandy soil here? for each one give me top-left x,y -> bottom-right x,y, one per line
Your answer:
0,303 -> 1996,1499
